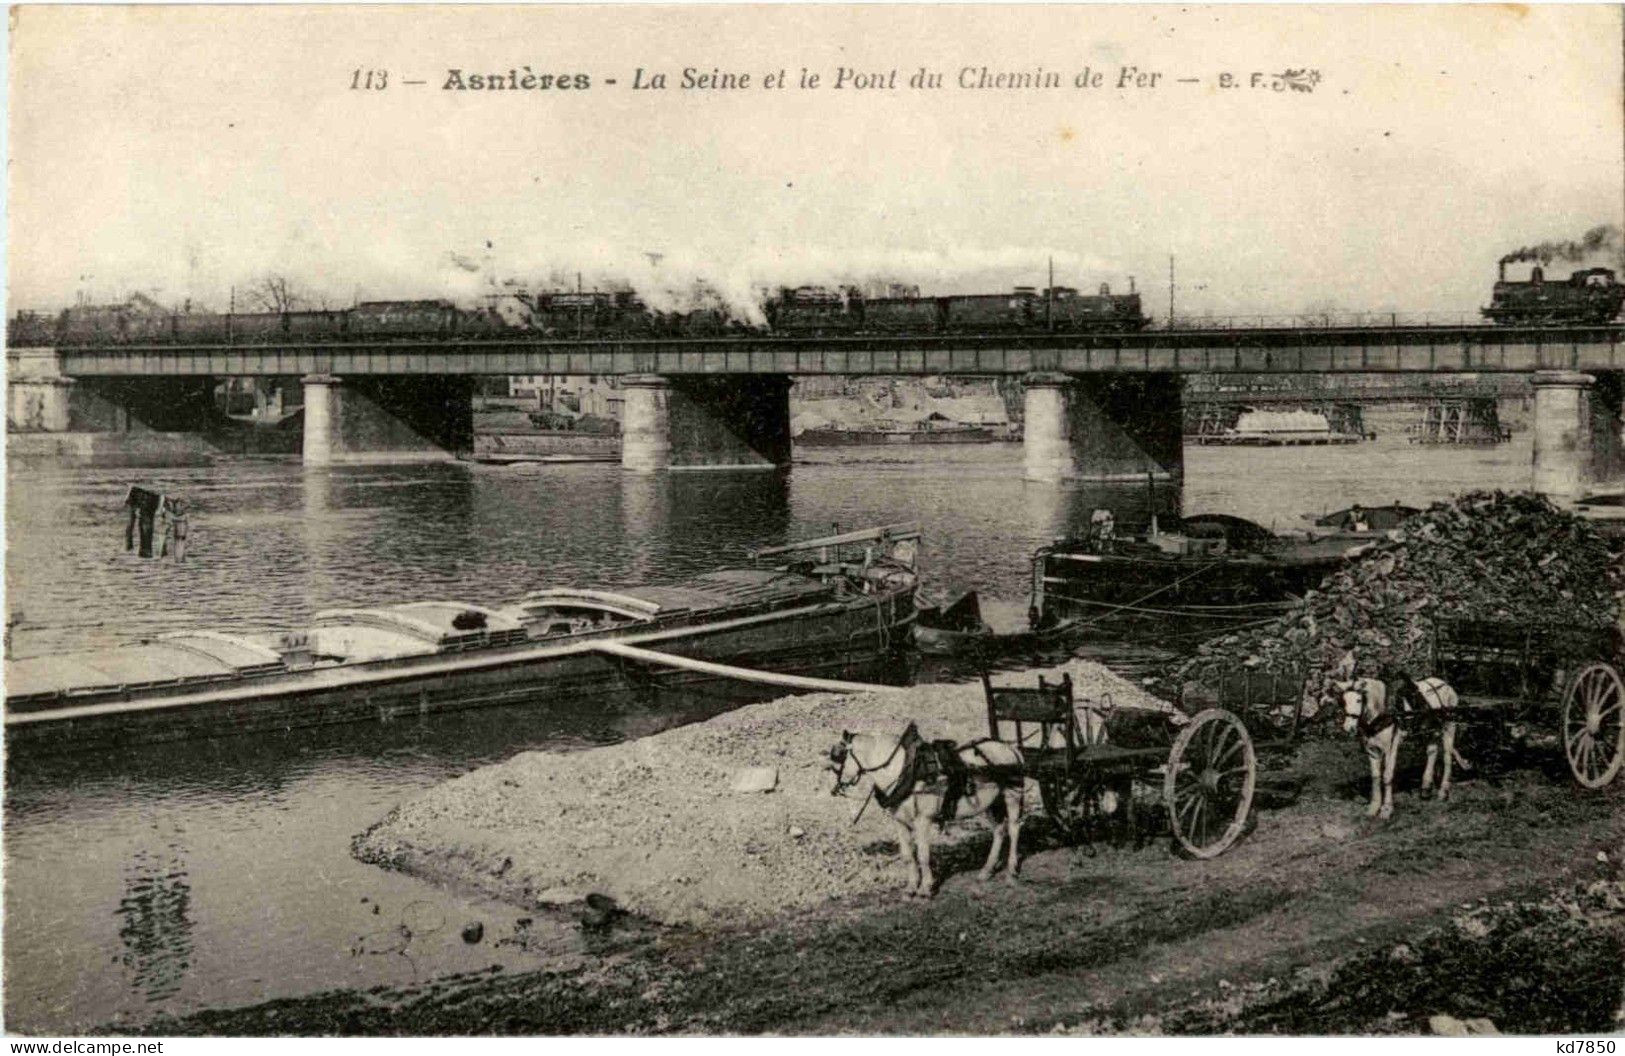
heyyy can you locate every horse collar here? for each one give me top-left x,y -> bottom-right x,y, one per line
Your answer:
874,725 -> 927,810
1358,708 -> 1396,738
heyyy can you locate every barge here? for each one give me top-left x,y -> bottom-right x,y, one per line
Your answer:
797,423 -> 997,446
5,525 -> 920,754
1029,507 -> 1416,639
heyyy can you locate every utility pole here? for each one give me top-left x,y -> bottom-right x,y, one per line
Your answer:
1047,256 -> 1055,330
1168,255 -> 1175,328
484,239 -> 497,309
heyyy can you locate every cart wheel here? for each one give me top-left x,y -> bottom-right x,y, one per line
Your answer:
1164,708 -> 1256,859
1563,663 -> 1625,789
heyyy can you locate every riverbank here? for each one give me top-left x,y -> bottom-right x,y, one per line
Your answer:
183,661 -> 1619,1036
6,431 -> 222,466
144,755 -> 1622,1035
353,661 -> 1173,927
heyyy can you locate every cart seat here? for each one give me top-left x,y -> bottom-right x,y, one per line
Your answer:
983,670 -> 1081,769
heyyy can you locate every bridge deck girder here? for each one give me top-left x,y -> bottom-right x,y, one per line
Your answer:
29,324 -> 1625,376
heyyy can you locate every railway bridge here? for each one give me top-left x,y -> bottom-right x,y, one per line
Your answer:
8,322 -> 1624,504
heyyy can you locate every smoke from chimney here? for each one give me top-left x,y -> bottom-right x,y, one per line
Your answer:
1498,223 -> 1621,266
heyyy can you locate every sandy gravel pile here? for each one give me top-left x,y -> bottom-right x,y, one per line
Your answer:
354,661 -> 1170,926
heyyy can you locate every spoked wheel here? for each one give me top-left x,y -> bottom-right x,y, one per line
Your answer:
1164,708 -> 1256,859
1563,663 -> 1625,789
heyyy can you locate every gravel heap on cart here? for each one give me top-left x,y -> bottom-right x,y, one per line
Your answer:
354,661 -> 1171,927
1172,491 -> 1623,727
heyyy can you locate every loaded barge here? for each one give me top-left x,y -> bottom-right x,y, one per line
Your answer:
5,525 -> 920,754
1030,506 -> 1415,639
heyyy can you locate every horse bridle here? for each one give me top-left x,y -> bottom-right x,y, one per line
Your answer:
827,730 -> 905,797
1341,680 -> 1398,738
1329,679 -> 1365,735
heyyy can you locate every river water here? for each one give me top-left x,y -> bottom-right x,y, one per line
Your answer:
3,435 -> 1532,1032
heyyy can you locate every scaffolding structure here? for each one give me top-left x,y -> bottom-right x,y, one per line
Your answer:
1183,401 -> 1368,443
1408,398 -> 1510,445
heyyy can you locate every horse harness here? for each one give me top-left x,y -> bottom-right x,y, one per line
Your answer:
1352,678 -> 1451,739
872,723 -> 972,823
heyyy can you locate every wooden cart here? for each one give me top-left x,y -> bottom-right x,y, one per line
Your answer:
1176,615 -> 1625,792
980,671 -> 1258,859
1430,617 -> 1624,789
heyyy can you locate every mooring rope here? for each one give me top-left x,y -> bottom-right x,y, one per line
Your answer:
1058,559 -> 1227,631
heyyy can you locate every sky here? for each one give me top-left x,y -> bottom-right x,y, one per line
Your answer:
7,5 -> 1623,322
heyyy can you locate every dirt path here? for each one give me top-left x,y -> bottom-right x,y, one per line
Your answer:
144,760 -> 1623,1036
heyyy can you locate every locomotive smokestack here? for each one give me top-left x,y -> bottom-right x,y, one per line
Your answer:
1498,261 -> 1505,283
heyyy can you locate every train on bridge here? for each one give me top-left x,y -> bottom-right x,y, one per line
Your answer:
766,282 -> 1148,334
1482,263 -> 1624,326
8,281 -> 1150,346
12,262 -> 1623,346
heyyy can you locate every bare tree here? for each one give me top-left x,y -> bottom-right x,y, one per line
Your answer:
242,275 -> 306,313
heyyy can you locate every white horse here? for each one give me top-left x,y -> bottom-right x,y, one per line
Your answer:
1338,674 -> 1469,818
828,726 -> 1030,899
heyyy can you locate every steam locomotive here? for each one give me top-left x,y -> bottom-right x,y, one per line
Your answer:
520,290 -> 746,338
1482,263 -> 1624,325
8,279 -> 1150,347
767,283 -> 1149,334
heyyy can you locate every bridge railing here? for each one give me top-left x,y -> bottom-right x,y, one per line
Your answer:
1162,311 -> 1481,331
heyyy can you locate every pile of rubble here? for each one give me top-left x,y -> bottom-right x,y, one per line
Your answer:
1172,491 -> 1623,727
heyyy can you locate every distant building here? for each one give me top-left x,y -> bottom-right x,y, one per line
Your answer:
509,375 -> 624,421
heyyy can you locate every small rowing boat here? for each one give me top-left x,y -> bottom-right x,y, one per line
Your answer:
912,591 -> 994,657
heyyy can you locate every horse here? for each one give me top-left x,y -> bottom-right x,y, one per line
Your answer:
827,725 -> 1029,899
1337,673 -> 1469,819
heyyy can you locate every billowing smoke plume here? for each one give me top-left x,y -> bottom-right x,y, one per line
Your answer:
513,245 -> 1124,326
1499,224 -> 1621,266
142,242 -> 1125,320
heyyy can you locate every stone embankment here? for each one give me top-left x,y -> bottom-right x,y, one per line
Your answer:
353,661 -> 1169,926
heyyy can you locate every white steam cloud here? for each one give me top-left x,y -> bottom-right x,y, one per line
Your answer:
42,238 -> 1130,323
505,244 -> 1129,325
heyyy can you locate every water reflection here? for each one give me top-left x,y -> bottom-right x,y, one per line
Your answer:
619,471 -> 671,584
618,469 -> 792,583
299,468 -> 340,608
115,836 -> 194,1003
1021,479 -> 1181,543
663,469 -> 792,548
4,681 -> 773,1032
5,441 -> 1536,1032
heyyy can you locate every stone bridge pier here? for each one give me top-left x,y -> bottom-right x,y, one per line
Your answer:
1022,372 -> 1184,491
7,349 -> 76,431
301,374 -> 474,465
1530,370 -> 1624,503
620,374 -> 792,472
